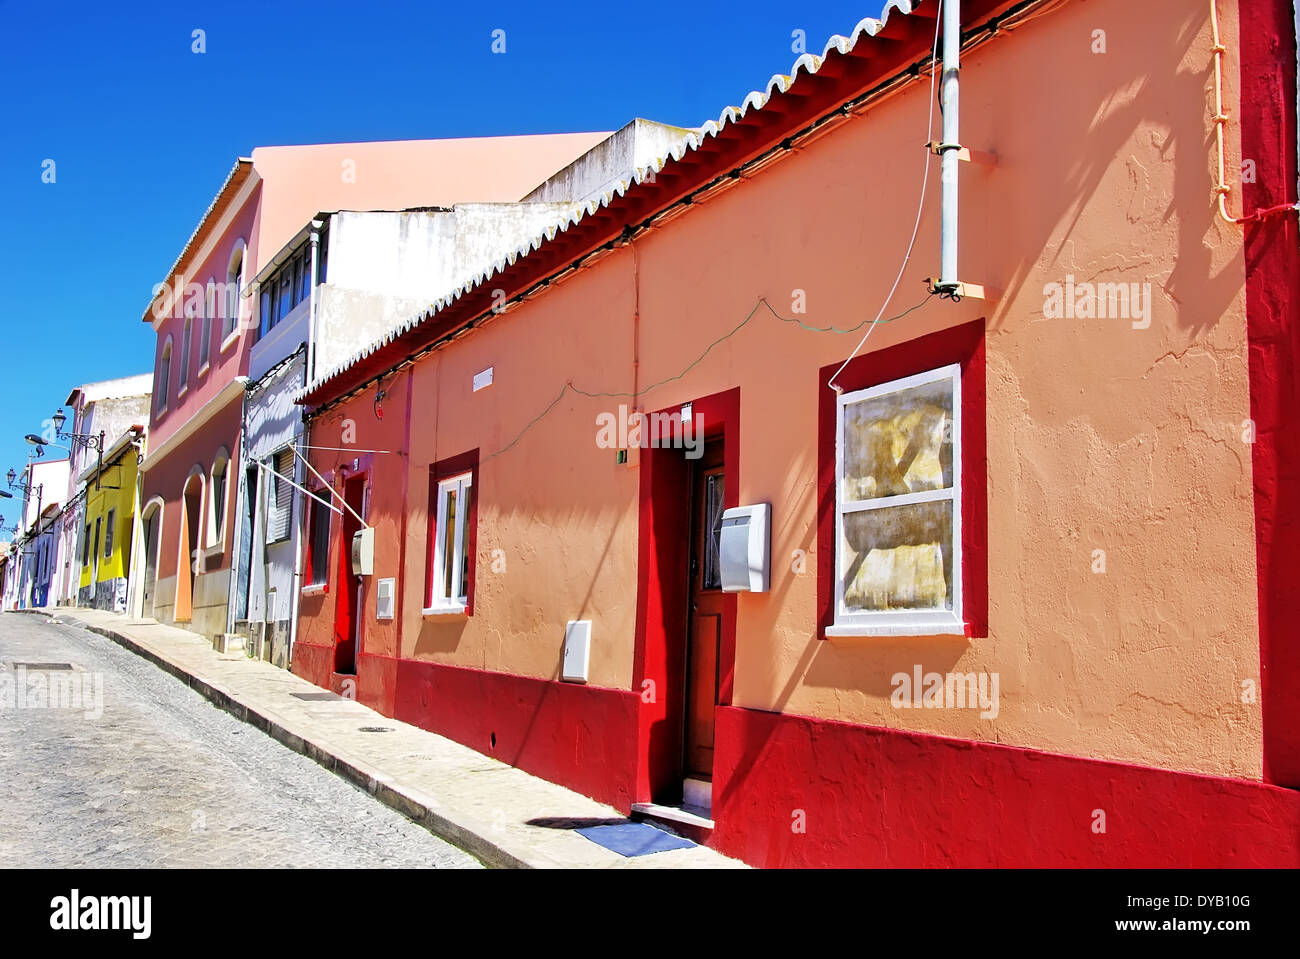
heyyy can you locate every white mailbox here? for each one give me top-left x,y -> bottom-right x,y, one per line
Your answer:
719,503 -> 770,593
351,527 -> 374,577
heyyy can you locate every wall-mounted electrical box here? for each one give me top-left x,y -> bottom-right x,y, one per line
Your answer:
351,527 -> 374,576
719,503 -> 771,593
376,578 -> 395,620
562,620 -> 592,684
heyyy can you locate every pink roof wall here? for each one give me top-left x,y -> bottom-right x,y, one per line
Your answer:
249,133 -> 611,276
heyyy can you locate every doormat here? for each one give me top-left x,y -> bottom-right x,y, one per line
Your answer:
575,822 -> 695,858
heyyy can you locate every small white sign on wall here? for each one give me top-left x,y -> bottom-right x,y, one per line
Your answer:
473,367 -> 494,392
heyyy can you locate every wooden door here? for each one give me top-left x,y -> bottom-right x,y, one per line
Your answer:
684,439 -> 725,779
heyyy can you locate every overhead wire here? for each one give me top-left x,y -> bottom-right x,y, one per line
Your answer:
825,0 -> 945,392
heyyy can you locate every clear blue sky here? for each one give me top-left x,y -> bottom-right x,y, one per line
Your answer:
0,0 -> 880,495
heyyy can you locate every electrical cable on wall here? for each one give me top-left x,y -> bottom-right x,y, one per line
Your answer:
1208,0 -> 1299,225
482,293 -> 934,464
826,0 -> 945,392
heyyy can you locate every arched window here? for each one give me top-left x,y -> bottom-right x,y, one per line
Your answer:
179,316 -> 192,393
199,276 -> 215,370
156,336 -> 173,414
224,239 -> 247,340
209,449 -> 230,548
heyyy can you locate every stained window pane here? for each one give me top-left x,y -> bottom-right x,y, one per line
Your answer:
841,499 -> 954,612
278,272 -> 292,321
298,252 -> 311,302
842,379 -> 953,501
702,472 -> 724,590
458,482 -> 472,601
442,487 -> 458,601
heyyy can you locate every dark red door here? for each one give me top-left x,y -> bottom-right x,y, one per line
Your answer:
333,475 -> 366,674
684,439 -> 725,778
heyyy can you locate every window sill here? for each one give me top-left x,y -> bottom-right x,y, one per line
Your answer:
176,385 -> 188,401
422,603 -> 467,619
301,584 -> 328,596
220,329 -> 241,355
197,361 -> 210,379
825,618 -> 967,638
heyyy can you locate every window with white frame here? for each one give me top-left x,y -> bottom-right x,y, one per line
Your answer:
266,449 -> 293,544
156,337 -> 172,413
307,490 -> 332,586
832,363 -> 962,635
179,315 -> 192,392
209,453 -> 228,547
199,277 -> 215,370
224,242 -> 245,340
426,472 -> 473,612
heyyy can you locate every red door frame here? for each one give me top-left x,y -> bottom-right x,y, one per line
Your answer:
633,387 -> 739,805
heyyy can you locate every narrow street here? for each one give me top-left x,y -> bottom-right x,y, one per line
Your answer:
0,612 -> 480,869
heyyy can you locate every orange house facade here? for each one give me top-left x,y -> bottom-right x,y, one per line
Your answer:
293,0 -> 1300,867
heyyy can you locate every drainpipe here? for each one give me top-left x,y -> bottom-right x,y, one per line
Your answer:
225,391 -> 250,638
938,0 -> 961,291
307,220 -> 323,386
287,404 -> 308,670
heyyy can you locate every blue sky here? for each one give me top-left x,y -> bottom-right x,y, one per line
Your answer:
0,0 -> 880,496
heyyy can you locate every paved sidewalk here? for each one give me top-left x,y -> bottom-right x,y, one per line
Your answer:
17,607 -> 745,870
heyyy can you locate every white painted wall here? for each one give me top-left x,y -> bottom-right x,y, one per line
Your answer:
312,203 -> 584,375
522,119 -> 692,204
242,351 -> 306,630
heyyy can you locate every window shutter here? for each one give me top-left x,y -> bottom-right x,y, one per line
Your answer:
268,450 -> 294,542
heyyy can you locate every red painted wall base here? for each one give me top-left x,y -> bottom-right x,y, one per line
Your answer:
290,641 -> 333,690
711,706 -> 1300,867
393,659 -> 641,811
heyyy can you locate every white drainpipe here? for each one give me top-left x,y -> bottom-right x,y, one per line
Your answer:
939,0 -> 961,290
307,220 -> 323,385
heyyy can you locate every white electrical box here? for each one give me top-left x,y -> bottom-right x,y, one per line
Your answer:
376,578 -> 395,620
719,503 -> 771,593
351,527 -> 374,576
562,620 -> 591,684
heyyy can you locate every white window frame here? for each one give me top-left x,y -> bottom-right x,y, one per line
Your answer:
829,363 -> 964,637
156,337 -> 172,415
207,450 -> 229,550
425,471 -> 473,615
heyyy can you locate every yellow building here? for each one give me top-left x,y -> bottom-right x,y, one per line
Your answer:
78,427 -> 144,611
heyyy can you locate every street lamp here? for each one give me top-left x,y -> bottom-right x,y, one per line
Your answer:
28,410 -> 107,489
6,468 -> 33,494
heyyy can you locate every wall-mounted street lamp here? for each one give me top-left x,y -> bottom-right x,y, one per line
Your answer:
28,409 -> 106,488
6,467 -> 32,494
4,468 -> 43,541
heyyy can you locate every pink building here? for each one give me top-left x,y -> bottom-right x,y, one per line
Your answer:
135,134 -> 611,641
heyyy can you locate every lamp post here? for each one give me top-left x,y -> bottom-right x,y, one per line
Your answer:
30,409 -> 105,488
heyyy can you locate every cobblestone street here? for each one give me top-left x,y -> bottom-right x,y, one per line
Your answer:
0,612 -> 480,868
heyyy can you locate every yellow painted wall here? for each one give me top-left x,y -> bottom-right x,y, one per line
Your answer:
80,450 -> 139,588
